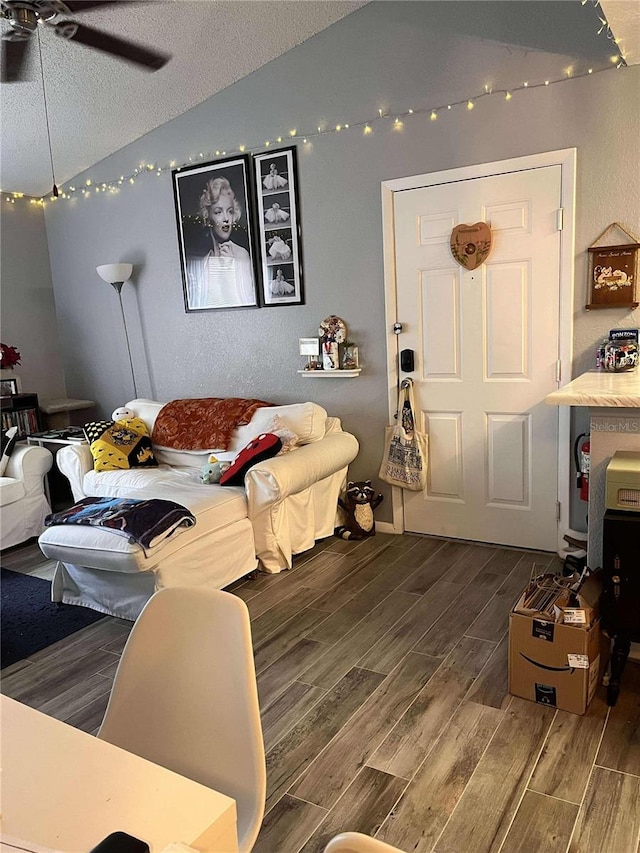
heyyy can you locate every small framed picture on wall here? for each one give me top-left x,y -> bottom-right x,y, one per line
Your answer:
253,146 -> 304,306
172,154 -> 261,312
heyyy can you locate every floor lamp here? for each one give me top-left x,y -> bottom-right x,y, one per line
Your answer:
96,263 -> 138,399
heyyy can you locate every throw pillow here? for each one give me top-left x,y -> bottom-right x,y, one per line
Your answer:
0,425 -> 18,476
219,433 -> 282,486
84,418 -> 158,472
267,414 -> 298,454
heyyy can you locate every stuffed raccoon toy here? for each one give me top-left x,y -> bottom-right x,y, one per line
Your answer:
335,480 -> 384,540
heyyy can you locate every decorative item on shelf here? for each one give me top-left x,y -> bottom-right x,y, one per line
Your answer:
450,222 -> 492,270
342,341 -> 359,370
299,337 -> 321,370
586,223 -> 639,310
1,343 -> 23,395
603,337 -> 639,372
319,315 -> 347,371
0,376 -> 19,397
0,343 -> 21,370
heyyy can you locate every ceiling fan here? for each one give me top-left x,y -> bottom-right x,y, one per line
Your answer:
1,0 -> 170,82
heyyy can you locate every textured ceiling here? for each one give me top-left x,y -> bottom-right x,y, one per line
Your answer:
0,0 -> 365,196
600,0 -> 640,66
1,0 -> 636,198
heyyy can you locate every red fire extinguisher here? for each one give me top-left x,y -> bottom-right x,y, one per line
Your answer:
574,433 -> 590,502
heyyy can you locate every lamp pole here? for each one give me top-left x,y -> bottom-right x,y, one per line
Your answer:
110,280 -> 138,399
96,264 -> 137,400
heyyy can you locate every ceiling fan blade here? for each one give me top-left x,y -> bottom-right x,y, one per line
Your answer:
1,36 -> 31,83
61,1 -> 125,12
54,20 -> 169,70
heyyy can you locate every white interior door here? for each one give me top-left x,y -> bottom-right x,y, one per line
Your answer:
394,165 -> 562,551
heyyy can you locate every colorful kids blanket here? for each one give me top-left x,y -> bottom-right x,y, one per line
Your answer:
45,496 -> 196,554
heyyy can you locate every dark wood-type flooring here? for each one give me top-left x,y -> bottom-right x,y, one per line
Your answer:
2,534 -> 640,853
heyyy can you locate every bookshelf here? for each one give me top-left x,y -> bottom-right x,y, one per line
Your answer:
1,393 -> 41,438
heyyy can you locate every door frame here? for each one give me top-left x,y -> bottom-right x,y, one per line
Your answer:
381,148 -> 576,552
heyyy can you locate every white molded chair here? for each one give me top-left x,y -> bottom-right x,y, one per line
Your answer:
98,586 -> 266,853
323,833 -> 407,853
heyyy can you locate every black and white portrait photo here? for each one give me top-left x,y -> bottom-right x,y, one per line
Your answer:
269,265 -> 296,300
265,228 -> 293,264
254,146 -> 304,306
172,155 -> 260,311
263,195 -> 290,225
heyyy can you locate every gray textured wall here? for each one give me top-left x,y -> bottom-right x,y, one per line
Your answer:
42,2 -> 640,525
0,202 -> 67,403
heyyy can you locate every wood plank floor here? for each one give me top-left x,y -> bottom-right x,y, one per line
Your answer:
2,535 -> 640,853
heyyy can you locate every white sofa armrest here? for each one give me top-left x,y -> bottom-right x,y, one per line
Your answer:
5,444 -> 53,498
245,431 -> 358,572
57,443 -> 94,502
245,431 -> 359,511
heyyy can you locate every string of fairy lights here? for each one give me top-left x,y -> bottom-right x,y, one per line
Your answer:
2,0 -> 628,208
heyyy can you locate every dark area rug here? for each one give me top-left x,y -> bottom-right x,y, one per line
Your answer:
1,568 -> 105,669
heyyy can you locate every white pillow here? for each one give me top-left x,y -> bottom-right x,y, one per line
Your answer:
152,447 -> 236,468
230,402 -> 327,451
125,399 -> 164,433
0,426 -> 18,476
268,414 -> 298,454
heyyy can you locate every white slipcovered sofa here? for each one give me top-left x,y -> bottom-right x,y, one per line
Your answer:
0,444 -> 53,550
38,398 -> 359,619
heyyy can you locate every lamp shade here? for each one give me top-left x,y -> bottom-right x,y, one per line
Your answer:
96,263 -> 133,284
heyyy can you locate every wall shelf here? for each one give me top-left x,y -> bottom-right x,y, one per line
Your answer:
297,369 -> 361,378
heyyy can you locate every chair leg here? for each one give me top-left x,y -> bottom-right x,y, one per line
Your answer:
607,634 -> 631,707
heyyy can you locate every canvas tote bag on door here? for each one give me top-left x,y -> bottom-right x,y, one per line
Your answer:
378,380 -> 428,491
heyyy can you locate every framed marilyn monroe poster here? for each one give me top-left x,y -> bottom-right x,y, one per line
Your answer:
253,146 -> 304,306
172,154 -> 261,312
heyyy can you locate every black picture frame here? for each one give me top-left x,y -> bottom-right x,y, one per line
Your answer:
253,146 -> 304,306
172,154 -> 261,312
0,377 -> 18,396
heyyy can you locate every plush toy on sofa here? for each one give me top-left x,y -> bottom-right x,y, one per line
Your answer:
200,454 -> 227,485
335,480 -> 383,540
112,407 -> 135,422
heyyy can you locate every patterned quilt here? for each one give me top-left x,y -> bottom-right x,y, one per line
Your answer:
151,397 -> 272,451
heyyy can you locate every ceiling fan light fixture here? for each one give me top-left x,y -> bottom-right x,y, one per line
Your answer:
5,4 -> 38,35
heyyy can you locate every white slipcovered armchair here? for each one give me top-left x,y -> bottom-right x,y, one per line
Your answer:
0,443 -> 53,549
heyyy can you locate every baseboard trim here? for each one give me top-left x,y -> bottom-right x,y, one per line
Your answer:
376,521 -> 402,535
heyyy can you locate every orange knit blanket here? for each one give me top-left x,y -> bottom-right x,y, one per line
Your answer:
151,397 -> 272,451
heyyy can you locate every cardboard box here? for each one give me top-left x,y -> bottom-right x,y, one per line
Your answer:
508,599 -> 604,715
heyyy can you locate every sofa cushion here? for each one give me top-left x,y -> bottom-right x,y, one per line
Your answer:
85,419 -> 158,472
125,399 -> 165,433
82,465 -> 248,534
268,414 -> 299,454
231,402 -> 327,450
220,433 -> 282,486
39,481 -> 249,571
0,476 -> 26,507
152,447 -> 237,469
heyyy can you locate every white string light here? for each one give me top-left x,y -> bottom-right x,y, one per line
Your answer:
2,58 -> 625,207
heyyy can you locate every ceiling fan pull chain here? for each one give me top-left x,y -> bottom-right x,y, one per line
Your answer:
36,27 -> 58,197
